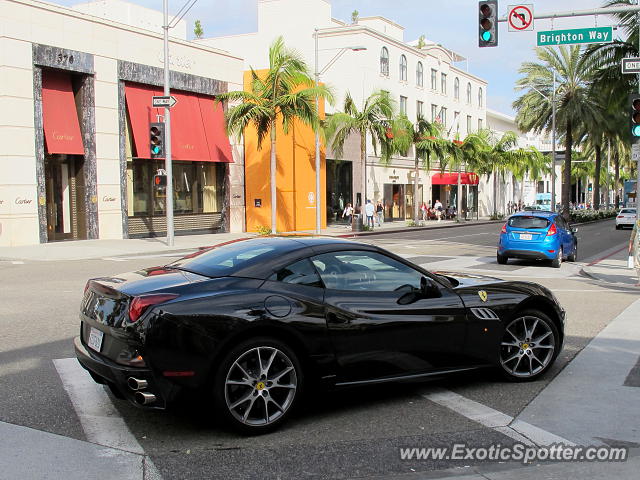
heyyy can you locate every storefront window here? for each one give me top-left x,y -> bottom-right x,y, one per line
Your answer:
128,159 -> 223,217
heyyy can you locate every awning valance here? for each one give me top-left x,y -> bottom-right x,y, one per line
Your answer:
124,83 -> 232,162
42,71 -> 84,155
431,172 -> 480,185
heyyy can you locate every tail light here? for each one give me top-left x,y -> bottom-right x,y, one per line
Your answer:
129,294 -> 179,323
547,223 -> 557,236
501,223 -> 507,234
617,215 -> 624,218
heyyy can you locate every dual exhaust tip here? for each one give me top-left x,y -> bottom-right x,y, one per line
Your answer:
128,377 -> 156,405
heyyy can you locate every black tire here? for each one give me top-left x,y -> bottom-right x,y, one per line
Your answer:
551,248 -> 562,268
498,309 -> 560,382
567,242 -> 577,262
213,337 -> 303,434
497,253 -> 508,265
615,224 -> 621,230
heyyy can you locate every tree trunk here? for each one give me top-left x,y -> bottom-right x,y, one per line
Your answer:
360,129 -> 366,226
492,170 -> 497,217
593,144 -> 601,210
270,126 -> 277,233
413,150 -> 420,221
562,120 -> 573,220
614,154 -> 620,207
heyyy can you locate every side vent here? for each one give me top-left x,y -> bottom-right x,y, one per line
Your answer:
471,307 -> 500,320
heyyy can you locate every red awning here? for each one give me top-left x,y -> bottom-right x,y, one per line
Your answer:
198,95 -> 233,163
42,71 -> 84,155
431,172 -> 480,185
124,83 -> 232,162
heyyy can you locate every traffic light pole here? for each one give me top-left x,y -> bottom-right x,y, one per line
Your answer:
163,0 -> 174,246
637,10 -> 640,221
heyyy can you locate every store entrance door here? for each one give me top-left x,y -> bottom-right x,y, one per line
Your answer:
45,155 -> 87,241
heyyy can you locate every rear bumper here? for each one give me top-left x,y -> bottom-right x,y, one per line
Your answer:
498,249 -> 556,260
74,336 -> 177,409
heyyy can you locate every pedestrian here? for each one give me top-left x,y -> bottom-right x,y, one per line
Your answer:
364,199 -> 375,229
342,203 -> 353,228
629,218 -> 640,286
376,201 -> 384,227
434,199 -> 443,222
420,202 -> 428,221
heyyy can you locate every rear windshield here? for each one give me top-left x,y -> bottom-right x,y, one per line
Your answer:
168,241 -> 279,277
508,216 -> 550,229
620,209 -> 636,214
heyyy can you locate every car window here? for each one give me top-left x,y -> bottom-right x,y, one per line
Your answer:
621,209 -> 636,214
268,259 -> 323,288
311,251 -> 423,292
555,216 -> 566,229
508,216 -> 550,229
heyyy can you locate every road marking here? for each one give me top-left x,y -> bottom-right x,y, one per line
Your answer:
54,358 -> 162,479
423,387 -> 575,447
12,261 -> 24,265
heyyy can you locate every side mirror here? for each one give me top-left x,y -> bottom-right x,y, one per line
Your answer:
420,276 -> 442,299
571,227 -> 578,233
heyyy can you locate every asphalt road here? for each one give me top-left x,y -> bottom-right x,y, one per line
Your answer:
0,218 -> 637,479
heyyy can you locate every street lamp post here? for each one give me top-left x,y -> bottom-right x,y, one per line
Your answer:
162,0 -> 174,246
314,29 -> 366,234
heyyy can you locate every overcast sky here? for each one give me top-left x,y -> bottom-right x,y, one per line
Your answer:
55,0 -> 618,115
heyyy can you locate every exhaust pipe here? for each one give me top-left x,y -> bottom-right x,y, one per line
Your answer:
135,391 -> 156,405
127,377 -> 148,391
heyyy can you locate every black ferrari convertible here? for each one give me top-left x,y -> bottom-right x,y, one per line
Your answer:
75,237 -> 564,433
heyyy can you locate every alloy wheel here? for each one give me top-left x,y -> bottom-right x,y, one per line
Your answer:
224,346 -> 298,427
500,315 -> 556,378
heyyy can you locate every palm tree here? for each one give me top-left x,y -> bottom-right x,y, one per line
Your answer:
325,91 -> 394,219
513,45 -> 603,218
218,36 -> 333,233
392,115 -> 451,220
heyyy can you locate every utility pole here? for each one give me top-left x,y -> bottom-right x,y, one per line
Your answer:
551,70 -> 557,212
163,0 -> 174,246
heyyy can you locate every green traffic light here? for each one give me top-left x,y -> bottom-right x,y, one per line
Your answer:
481,31 -> 492,42
632,125 -> 640,137
151,145 -> 161,154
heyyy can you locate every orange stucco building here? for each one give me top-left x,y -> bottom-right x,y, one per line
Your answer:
243,70 -> 327,233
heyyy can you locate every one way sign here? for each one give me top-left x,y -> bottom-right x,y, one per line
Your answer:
622,58 -> 640,74
152,95 -> 178,108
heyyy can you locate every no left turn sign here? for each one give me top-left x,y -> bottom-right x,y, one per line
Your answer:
508,4 -> 534,32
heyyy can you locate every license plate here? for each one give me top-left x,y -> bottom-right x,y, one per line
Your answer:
88,327 -> 104,352
519,233 -> 533,240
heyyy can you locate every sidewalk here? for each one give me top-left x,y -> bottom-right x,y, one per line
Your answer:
0,217 -> 499,262
581,245 -> 640,288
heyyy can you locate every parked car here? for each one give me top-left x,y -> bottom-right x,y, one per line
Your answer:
75,237 -> 565,433
497,211 -> 578,268
615,208 -> 637,229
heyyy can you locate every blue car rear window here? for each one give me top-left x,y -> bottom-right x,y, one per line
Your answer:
508,216 -> 550,229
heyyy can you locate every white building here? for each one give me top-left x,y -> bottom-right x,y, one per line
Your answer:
199,0 -> 488,222
0,0 -> 244,247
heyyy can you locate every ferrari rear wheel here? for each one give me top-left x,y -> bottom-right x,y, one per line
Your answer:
499,310 -> 559,381
213,337 -> 303,434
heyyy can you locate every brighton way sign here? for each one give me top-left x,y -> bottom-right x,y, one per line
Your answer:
537,27 -> 613,46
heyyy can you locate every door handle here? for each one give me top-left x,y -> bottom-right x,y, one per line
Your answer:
327,312 -> 349,324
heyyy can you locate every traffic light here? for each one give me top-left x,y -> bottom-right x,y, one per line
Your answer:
630,94 -> 640,142
479,1 -> 498,48
153,173 -> 167,188
149,122 -> 165,158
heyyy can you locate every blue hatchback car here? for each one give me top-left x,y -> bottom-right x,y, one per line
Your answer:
497,211 -> 578,268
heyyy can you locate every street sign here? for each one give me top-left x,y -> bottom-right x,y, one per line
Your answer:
508,5 -> 534,31
632,143 -> 640,161
537,27 -> 613,46
152,95 -> 178,108
622,57 -> 640,74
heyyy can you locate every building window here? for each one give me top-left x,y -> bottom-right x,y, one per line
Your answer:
453,111 -> 460,134
417,100 -> 424,120
380,47 -> 389,76
454,77 -> 460,100
466,83 -> 472,104
416,61 -> 423,87
431,104 -> 438,122
400,96 -> 408,115
478,118 -> 483,130
537,181 -> 545,194
399,54 -> 407,81
431,69 -> 437,90
441,73 -> 447,94
440,107 -> 447,127
466,115 -> 472,133
478,87 -> 483,107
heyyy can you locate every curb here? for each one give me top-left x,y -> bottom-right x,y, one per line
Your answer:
333,220 -> 504,238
